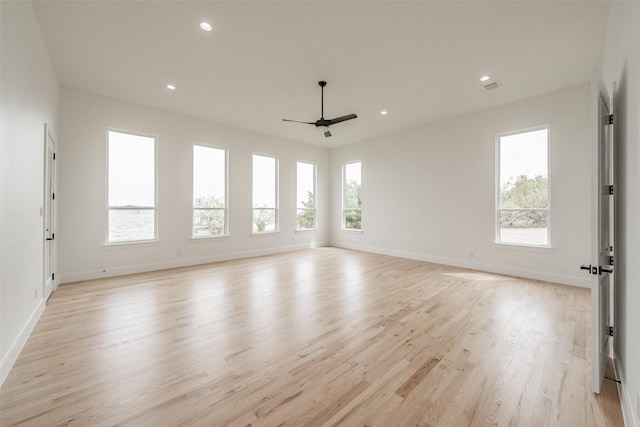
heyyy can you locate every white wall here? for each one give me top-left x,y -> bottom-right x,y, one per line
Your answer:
58,88 -> 330,283
331,85 -> 591,287
0,1 -> 59,384
602,3 -> 640,426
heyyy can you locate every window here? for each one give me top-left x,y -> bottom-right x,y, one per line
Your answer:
497,127 -> 549,246
193,145 -> 227,237
252,154 -> 278,233
107,131 -> 156,243
296,162 -> 316,230
343,161 -> 362,230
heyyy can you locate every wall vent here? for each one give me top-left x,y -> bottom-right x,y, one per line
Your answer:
483,82 -> 500,91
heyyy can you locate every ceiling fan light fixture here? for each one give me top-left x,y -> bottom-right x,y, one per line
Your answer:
318,126 -> 332,137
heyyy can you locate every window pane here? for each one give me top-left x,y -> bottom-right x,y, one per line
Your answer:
108,131 -> 156,243
296,162 -> 315,209
193,209 -> 225,237
193,145 -> 226,237
253,155 -> 278,233
343,162 -> 362,230
500,210 -> 548,245
297,162 -> 315,230
108,131 -> 155,207
499,129 -> 548,209
297,209 -> 315,230
498,128 -> 549,245
108,209 -> 155,242
344,209 -> 361,230
253,209 -> 276,233
253,155 -> 276,209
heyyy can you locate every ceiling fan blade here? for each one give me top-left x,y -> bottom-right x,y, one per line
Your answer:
282,119 -> 316,125
323,129 -> 332,138
327,114 -> 358,125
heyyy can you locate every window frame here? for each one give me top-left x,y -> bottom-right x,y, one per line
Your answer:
106,129 -> 158,245
342,160 -> 362,231
252,153 -> 279,234
192,144 -> 228,239
296,161 -> 317,231
495,125 -> 551,248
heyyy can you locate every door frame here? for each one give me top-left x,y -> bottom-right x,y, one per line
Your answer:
43,123 -> 56,301
590,75 -> 614,393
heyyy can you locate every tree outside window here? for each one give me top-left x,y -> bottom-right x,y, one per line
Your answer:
297,162 -> 316,230
343,161 -> 361,230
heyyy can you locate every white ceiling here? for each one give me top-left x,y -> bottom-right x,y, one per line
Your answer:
33,1 -> 610,148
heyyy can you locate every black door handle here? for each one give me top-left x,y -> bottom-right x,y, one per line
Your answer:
580,265 -> 598,275
599,266 -> 613,275
46,238 -> 53,241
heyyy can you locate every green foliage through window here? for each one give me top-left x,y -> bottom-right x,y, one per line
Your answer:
297,190 -> 315,230
500,174 -> 548,228
343,162 -> 362,230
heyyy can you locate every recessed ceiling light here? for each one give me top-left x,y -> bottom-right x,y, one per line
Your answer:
480,75 -> 491,82
200,22 -> 212,31
166,84 -> 176,90
380,111 -> 388,115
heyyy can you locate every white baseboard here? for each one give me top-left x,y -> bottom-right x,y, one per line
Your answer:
332,242 -> 590,288
59,242 -> 329,284
0,299 -> 46,386
615,360 -> 638,427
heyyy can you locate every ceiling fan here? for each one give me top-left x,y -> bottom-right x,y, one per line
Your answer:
283,81 -> 357,138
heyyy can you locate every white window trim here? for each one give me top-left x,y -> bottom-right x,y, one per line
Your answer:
105,129 -> 158,245
192,143 -> 229,239
495,125 -> 552,248
342,160 -> 362,231
252,153 -> 279,235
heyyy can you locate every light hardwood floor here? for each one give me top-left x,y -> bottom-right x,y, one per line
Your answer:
0,248 -> 624,426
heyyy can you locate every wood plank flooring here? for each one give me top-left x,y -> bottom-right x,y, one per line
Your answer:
0,248 -> 624,426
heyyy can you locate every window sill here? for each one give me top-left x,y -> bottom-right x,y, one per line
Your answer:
191,235 -> 229,242
494,242 -> 555,253
104,239 -> 159,249
251,231 -> 279,237
296,229 -> 317,234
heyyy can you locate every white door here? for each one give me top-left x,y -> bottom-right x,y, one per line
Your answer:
44,125 -> 56,301
588,77 -> 614,393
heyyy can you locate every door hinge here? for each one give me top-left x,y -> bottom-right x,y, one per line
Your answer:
53,153 -> 56,160
608,326 -> 614,337
52,273 -> 55,280
607,114 -> 614,125
52,233 -> 55,240
52,193 -> 55,200
609,255 -> 614,266
608,185 -> 614,195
